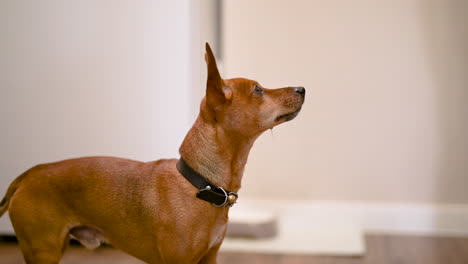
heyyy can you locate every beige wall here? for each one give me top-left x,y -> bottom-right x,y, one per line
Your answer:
223,0 -> 468,203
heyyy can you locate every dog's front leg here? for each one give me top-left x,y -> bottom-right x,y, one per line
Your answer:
198,242 -> 222,264
199,229 -> 228,264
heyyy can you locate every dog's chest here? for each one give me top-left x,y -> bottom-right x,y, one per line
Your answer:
208,224 -> 225,249
207,213 -> 228,249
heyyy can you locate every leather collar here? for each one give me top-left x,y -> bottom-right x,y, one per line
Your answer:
176,157 -> 238,207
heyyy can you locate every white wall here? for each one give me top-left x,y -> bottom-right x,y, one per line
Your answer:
223,0 -> 468,204
0,0 -> 198,232
190,0 -> 221,110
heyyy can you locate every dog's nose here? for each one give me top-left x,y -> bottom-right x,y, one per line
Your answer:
294,86 -> 305,96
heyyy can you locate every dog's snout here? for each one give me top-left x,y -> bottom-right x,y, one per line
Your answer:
294,86 -> 305,96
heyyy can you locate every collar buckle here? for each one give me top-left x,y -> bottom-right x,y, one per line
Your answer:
211,187 -> 238,207
177,157 -> 239,208
226,191 -> 239,207
198,186 -> 238,207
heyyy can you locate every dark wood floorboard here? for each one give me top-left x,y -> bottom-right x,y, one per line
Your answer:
0,234 -> 468,263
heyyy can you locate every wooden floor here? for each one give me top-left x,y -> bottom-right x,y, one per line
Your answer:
1,234 -> 468,264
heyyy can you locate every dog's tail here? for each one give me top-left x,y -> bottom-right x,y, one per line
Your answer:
0,171 -> 29,218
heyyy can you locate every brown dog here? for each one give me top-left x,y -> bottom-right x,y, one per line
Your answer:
0,43 -> 305,264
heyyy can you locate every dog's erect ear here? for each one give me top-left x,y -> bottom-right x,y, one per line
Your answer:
205,43 -> 232,109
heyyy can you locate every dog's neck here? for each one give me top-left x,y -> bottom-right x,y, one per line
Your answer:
179,110 -> 258,192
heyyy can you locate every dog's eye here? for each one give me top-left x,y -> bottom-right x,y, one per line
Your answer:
254,85 -> 264,95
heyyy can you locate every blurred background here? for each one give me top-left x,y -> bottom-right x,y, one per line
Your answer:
0,0 -> 467,263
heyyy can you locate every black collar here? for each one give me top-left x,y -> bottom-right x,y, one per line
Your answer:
176,157 -> 238,207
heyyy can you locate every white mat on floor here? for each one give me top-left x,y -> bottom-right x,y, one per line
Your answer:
221,200 -> 365,256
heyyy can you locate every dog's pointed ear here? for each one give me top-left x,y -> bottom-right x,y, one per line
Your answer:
205,43 -> 232,109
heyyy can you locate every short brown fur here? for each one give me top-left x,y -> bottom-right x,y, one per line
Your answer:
0,43 -> 305,264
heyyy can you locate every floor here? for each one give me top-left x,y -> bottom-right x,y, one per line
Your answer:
1,234 -> 468,264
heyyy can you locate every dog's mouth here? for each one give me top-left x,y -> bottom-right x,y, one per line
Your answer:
275,107 -> 302,122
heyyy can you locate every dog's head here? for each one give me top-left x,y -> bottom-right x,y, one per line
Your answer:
202,43 -> 305,137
